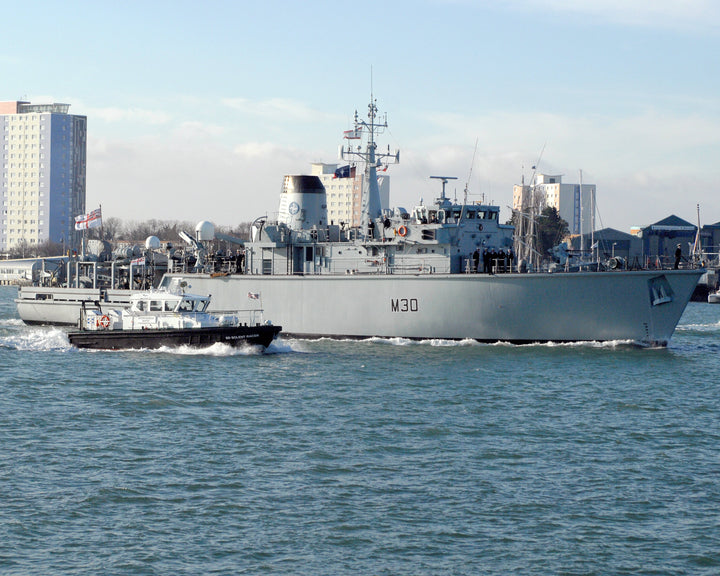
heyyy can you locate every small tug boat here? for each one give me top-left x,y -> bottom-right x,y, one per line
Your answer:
67,289 -> 281,350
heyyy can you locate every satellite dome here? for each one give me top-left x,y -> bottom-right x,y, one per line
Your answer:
196,220 -> 215,242
145,235 -> 161,250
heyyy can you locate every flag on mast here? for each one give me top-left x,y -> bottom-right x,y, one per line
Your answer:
333,165 -> 356,179
74,208 -> 102,230
343,128 -> 362,139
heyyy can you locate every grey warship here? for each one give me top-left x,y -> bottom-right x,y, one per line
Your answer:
17,96 -> 702,345
159,98 -> 701,346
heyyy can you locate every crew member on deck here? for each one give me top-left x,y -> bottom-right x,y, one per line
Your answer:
674,244 -> 682,269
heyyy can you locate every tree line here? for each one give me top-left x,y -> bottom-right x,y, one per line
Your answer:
4,218 -> 254,259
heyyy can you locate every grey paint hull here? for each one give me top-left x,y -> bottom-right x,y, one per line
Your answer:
16,270 -> 701,345
163,270 -> 702,345
15,288 -> 145,327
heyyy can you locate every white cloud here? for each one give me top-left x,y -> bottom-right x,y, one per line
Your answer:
85,106 -> 172,125
84,102 -> 720,236
221,97 -> 339,124
388,107 -> 720,230
496,0 -> 720,30
86,130 -> 322,229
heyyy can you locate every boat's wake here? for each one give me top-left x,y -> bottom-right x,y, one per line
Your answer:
365,336 -> 481,347
147,342 -> 265,356
676,321 -> 720,333
138,337 -> 297,356
515,339 -> 639,349
292,336 -> 640,349
0,325 -> 73,352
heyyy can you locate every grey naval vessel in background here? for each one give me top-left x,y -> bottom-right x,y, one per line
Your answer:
17,97 -> 702,346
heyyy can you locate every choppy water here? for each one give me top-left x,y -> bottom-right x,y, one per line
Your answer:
1,285 -> 719,575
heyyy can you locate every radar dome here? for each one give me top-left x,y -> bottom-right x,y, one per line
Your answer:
145,235 -> 161,250
196,220 -> 215,242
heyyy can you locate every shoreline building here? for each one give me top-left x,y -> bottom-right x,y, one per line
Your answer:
1,100 -> 87,253
311,162 -> 390,228
513,173 -> 595,236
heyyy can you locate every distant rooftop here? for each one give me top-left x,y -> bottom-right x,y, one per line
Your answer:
19,102 -> 71,114
0,101 -> 71,114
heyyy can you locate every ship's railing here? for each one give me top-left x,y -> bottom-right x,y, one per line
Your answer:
388,259 -> 450,274
210,309 -> 267,326
168,256 -> 241,275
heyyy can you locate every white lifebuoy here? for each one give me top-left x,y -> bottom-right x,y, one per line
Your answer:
98,315 -> 111,328
398,225 -> 408,237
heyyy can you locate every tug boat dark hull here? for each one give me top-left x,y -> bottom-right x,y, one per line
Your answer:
68,324 -> 281,350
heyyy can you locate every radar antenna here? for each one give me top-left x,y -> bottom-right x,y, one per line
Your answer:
430,175 -> 458,202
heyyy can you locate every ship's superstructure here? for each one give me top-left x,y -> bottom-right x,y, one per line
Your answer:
247,98 -> 513,277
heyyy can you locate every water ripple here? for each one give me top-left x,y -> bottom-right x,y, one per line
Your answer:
1,290 -> 720,574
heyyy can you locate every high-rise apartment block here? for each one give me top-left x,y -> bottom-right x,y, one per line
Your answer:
513,173 -> 595,236
1,100 -> 87,252
311,162 -> 390,228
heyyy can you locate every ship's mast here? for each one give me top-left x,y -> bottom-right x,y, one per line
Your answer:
692,203 -> 702,263
340,95 -> 399,237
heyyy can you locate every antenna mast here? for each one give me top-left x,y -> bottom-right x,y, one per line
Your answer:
340,93 -> 399,237
464,138 -> 479,205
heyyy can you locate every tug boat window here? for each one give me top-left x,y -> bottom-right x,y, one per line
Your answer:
164,301 -> 175,312
150,300 -> 162,312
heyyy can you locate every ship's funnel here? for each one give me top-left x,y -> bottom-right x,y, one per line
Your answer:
277,175 -> 328,231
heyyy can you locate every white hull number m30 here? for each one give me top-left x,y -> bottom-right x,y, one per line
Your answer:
391,298 -> 419,312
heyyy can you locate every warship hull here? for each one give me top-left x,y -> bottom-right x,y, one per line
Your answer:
156,269 -> 702,346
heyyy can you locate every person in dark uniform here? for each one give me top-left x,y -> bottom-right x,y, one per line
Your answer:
472,249 -> 480,273
674,244 -> 682,269
483,249 -> 490,274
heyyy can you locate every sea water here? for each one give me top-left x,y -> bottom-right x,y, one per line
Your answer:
1,285 -> 719,575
